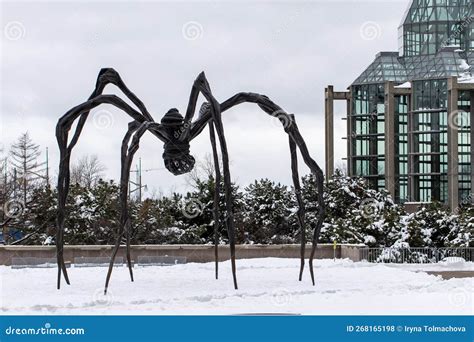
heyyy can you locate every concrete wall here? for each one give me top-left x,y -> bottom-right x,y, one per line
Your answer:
340,244 -> 364,261
0,244 -> 366,265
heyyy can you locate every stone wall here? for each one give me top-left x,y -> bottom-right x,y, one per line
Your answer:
0,244 -> 366,265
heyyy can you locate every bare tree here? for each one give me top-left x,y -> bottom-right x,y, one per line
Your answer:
185,153 -> 221,189
70,154 -> 106,188
9,132 -> 45,205
0,151 -> 12,244
0,148 -> 9,204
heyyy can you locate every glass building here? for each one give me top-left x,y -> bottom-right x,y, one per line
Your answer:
325,0 -> 474,211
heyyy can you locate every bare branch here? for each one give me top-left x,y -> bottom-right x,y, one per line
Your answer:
70,154 -> 107,188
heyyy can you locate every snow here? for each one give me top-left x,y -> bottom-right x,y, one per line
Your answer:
1,258 -> 472,315
457,58 -> 474,83
42,236 -> 53,245
395,81 -> 411,89
459,59 -> 470,71
458,75 -> 474,83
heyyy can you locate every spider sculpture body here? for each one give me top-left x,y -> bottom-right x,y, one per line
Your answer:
55,68 -> 325,294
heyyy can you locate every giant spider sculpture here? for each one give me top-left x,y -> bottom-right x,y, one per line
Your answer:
55,68 -> 325,294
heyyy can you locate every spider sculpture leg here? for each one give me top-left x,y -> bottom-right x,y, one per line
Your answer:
121,123 -> 165,284
288,120 -> 325,286
288,131 -> 306,281
182,81 -> 222,280
56,68 -> 165,290
209,121 -> 221,280
189,88 -> 326,286
66,68 -> 155,158
125,215 -> 133,280
56,96 -> 147,289
189,74 -> 238,289
104,121 -> 151,294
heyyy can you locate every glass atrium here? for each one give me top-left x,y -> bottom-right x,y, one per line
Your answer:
327,0 -> 474,209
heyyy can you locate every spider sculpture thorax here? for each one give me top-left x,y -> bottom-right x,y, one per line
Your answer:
55,68 -> 325,294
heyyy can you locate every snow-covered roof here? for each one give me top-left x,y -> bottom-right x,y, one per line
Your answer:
395,81 -> 411,89
458,75 -> 474,83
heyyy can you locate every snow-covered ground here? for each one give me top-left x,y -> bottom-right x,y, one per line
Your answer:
0,258 -> 472,315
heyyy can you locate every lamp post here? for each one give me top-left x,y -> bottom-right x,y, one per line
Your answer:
129,158 -> 145,202
129,158 -> 165,202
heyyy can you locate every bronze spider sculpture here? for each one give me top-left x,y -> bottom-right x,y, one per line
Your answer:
55,68 -> 325,294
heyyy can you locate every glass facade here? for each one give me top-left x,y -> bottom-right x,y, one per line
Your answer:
411,79 -> 448,202
351,84 -> 386,191
353,52 -> 407,85
458,90 -> 472,203
348,0 -> 473,205
403,49 -> 470,79
395,95 -> 409,202
399,0 -> 473,57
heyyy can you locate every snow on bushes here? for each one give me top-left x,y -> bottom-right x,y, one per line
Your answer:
8,170 -> 473,247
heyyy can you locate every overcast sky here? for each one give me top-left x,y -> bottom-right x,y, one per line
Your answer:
1,0 -> 410,196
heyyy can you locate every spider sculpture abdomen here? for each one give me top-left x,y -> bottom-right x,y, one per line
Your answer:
161,108 -> 195,175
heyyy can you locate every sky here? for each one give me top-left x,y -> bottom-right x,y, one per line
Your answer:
0,0 -> 411,197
